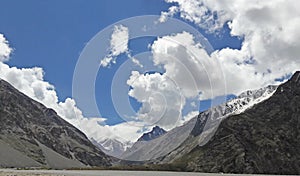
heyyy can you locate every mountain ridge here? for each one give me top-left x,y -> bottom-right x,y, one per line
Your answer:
171,71 -> 300,174
121,84 -> 277,161
0,79 -> 112,168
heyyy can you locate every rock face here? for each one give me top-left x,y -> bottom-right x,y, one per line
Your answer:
137,126 -> 166,142
0,79 -> 111,168
173,72 -> 300,174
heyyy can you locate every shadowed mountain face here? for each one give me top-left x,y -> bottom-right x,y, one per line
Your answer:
0,79 -> 111,168
173,72 -> 300,174
138,126 -> 166,142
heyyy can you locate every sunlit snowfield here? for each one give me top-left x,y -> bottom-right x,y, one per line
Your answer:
0,170 -> 289,176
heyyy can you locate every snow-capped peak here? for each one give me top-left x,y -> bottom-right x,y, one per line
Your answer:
91,138 -> 133,157
197,85 -> 278,123
225,85 -> 278,115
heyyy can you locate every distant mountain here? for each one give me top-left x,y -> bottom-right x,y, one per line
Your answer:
0,79 -> 112,169
137,126 -> 166,142
121,85 -> 277,161
91,126 -> 166,158
91,138 -> 132,158
172,71 -> 300,174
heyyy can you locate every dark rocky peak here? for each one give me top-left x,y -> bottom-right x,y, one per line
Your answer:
290,71 -> 300,83
137,126 -> 166,142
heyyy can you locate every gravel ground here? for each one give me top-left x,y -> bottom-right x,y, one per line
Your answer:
0,169 -> 292,176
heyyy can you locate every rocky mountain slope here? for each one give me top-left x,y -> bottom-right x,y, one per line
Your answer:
137,126 -> 166,142
171,72 -> 300,174
0,79 -> 112,168
121,84 -> 277,161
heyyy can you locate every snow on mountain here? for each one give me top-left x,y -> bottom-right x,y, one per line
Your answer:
91,138 -> 133,158
91,126 -> 166,157
224,85 -> 278,115
121,85 -> 278,161
173,73 -> 300,174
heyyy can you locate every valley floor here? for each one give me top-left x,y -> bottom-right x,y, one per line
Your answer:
0,169 -> 290,176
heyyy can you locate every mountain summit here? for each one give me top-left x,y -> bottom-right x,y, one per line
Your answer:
138,126 -> 167,142
0,79 -> 111,168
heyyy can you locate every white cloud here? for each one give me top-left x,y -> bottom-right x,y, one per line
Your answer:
128,54 -> 143,68
100,56 -> 114,67
151,31 -> 225,99
0,34 -> 12,62
162,0 -> 230,32
127,71 -> 185,130
126,31 -> 228,130
161,0 -> 300,94
100,25 -> 129,67
159,6 -> 178,23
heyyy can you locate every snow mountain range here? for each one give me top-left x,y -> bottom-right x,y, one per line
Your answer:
91,84 -> 277,160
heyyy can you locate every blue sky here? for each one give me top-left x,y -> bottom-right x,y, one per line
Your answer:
0,0 -> 242,125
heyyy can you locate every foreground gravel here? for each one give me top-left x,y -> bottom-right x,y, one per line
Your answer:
0,169 -> 292,176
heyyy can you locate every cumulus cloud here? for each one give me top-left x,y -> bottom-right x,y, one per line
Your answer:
130,0 -> 300,128
151,31 -> 225,99
161,0 -> 300,95
162,0 -> 229,32
127,71 -> 185,130
100,25 -> 129,67
126,31 -> 226,130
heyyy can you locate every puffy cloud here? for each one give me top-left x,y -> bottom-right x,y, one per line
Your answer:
0,34 -> 12,62
126,31 -> 228,130
100,25 -> 129,67
109,25 -> 129,56
162,0 -> 230,32
151,31 -> 225,99
0,62 -> 79,122
161,0 -> 300,95
127,71 -> 185,130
